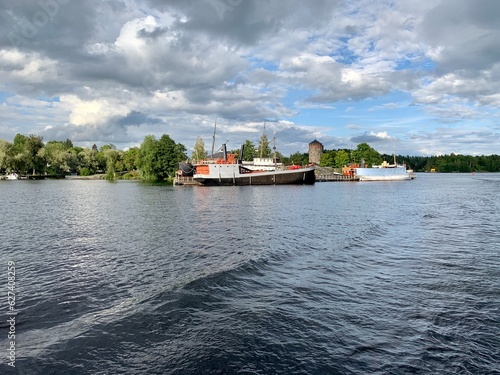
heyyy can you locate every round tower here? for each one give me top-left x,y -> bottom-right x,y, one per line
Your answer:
308,139 -> 323,164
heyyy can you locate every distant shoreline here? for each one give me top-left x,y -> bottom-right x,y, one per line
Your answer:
64,174 -> 106,180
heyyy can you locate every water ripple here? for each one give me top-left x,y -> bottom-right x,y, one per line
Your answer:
1,176 -> 499,374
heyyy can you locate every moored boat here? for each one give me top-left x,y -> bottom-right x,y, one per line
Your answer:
355,160 -> 411,181
193,144 -> 315,186
6,173 -> 19,180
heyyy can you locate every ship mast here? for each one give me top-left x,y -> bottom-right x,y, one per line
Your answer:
272,137 -> 277,168
211,117 -> 217,158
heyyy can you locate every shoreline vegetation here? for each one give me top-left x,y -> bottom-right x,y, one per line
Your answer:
1,133 -> 500,182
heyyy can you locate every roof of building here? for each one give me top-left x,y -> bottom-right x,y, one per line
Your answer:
309,139 -> 323,146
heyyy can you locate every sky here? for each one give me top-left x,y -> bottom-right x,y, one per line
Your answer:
0,0 -> 499,156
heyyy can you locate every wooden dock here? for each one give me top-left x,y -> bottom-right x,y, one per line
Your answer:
315,174 -> 359,182
18,174 -> 66,180
173,176 -> 202,186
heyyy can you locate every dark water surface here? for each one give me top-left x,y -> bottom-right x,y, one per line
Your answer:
1,174 -> 499,374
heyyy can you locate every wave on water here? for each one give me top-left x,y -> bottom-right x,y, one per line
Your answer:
2,178 -> 500,374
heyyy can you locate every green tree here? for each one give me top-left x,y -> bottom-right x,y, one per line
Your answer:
0,139 -> 14,173
11,134 -> 27,172
138,135 -> 159,180
24,134 -> 45,175
286,151 -> 309,165
63,139 -> 73,150
78,148 -> 99,175
353,143 -> 382,167
335,150 -> 350,167
13,134 -> 26,154
319,150 -> 336,167
96,144 -> 116,172
257,134 -> 272,158
69,146 -> 83,155
242,140 -> 256,161
123,147 -> 140,171
156,134 -> 186,179
138,134 -> 186,181
103,148 -> 120,179
192,136 -> 207,162
43,141 -> 74,174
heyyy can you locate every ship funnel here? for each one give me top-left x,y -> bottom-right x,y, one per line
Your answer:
239,144 -> 245,164
222,143 -> 227,162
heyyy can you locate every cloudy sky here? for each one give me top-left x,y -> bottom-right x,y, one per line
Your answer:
0,0 -> 499,156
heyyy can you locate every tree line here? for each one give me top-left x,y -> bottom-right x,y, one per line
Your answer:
319,143 -> 500,172
0,133 -> 187,181
2,134 -> 498,180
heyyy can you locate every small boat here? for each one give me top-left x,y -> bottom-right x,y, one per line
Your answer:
193,144 -> 315,186
6,173 -> 19,180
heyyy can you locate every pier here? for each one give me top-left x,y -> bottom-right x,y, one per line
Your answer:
314,167 -> 359,182
315,174 -> 359,182
174,174 -> 358,184
3,174 -> 67,180
24,174 -> 66,180
173,176 -> 202,186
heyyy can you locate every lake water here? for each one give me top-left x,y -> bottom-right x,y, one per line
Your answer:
1,173 -> 499,374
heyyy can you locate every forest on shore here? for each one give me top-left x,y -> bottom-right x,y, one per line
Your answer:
319,144 -> 500,173
0,133 -> 187,181
1,133 -> 499,181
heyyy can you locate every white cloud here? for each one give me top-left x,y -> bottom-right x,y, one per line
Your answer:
0,0 -> 500,155
60,95 -> 130,126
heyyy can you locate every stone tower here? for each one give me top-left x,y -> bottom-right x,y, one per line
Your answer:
308,139 -> 323,164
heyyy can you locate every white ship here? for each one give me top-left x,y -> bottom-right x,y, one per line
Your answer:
355,160 -> 411,181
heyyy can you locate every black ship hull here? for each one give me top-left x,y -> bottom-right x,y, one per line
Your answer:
194,168 -> 315,186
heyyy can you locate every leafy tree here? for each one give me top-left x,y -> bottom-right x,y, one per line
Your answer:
138,135 -> 159,180
99,144 -> 116,152
242,140 -> 256,161
123,147 -> 140,171
96,144 -> 116,172
63,139 -> 73,150
284,151 -> 309,165
192,136 -> 207,162
78,148 -> 98,175
157,134 -> 186,179
257,134 -> 272,158
335,150 -> 350,167
353,143 -> 382,167
319,150 -> 336,167
43,141 -> 75,174
10,134 -> 28,172
13,134 -> 26,154
0,139 -> 14,173
24,134 -> 45,174
69,146 -> 83,155
274,151 -> 284,161
138,134 -> 186,180
103,148 -> 120,179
